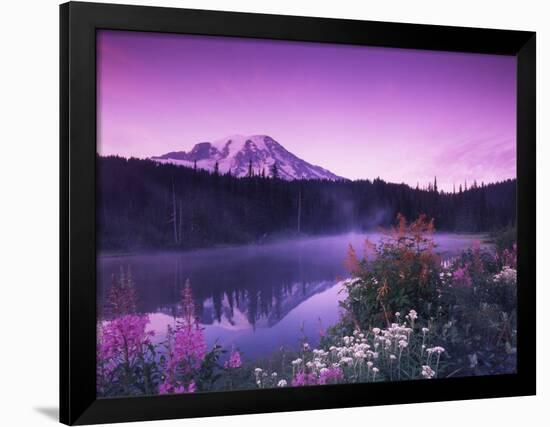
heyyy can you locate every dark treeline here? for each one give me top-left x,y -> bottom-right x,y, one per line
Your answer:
98,156 -> 516,251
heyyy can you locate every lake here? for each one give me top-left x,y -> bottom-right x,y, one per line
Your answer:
98,232 -> 487,360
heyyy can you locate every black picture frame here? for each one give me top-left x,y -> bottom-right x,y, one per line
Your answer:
60,1 -> 536,425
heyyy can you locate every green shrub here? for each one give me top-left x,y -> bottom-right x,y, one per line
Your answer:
340,214 -> 442,328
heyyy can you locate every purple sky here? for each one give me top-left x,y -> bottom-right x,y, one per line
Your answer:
97,30 -> 516,191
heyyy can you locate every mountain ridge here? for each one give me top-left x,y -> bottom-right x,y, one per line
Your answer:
150,135 -> 344,181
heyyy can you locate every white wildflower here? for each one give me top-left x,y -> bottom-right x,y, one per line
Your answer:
421,365 -> 435,379
354,350 -> 366,359
339,357 -> 353,366
493,266 -> 517,286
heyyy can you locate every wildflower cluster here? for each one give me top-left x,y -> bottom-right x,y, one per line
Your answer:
341,214 -> 442,328
96,267 -> 159,396
253,368 -> 288,388
253,309 -> 446,389
97,314 -> 154,368
159,280 -> 208,394
358,311 -> 445,381
98,273 -> 227,397
290,345 -> 344,386
96,313 -> 157,395
97,220 -> 518,398
225,350 -> 243,369
452,266 -> 472,288
493,266 -> 517,286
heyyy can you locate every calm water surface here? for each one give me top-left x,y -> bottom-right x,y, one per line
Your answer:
98,232 -> 486,360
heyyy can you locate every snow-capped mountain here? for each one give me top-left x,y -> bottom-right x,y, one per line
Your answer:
150,135 -> 344,181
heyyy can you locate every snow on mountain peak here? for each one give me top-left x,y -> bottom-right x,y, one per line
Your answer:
150,135 -> 344,181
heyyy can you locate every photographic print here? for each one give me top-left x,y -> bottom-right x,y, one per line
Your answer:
96,30 -> 517,398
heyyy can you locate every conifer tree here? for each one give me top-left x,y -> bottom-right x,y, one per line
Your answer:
270,162 -> 279,179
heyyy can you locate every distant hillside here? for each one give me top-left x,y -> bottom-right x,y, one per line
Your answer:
98,155 -> 516,252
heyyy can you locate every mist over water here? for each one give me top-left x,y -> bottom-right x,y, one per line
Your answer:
98,232 -> 487,359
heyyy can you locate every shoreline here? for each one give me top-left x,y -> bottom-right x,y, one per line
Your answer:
98,230 -> 492,258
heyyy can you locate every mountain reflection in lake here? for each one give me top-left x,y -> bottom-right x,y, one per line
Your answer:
98,232 -> 486,360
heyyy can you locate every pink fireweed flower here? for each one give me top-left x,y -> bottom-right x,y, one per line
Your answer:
187,381 -> 197,393
291,371 -> 318,387
174,384 -> 186,394
291,372 -> 306,387
317,366 -> 343,385
158,379 -> 197,395
452,266 -> 472,288
158,381 -> 170,395
161,323 -> 205,389
98,314 -> 154,367
96,314 -> 154,392
167,280 -> 207,374
225,350 -> 242,369
161,280 -> 208,392
169,322 -> 207,374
